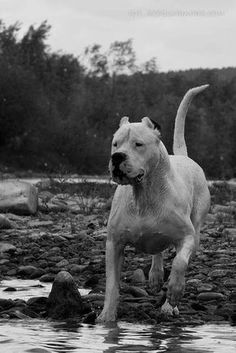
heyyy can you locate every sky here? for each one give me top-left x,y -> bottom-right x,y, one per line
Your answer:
0,0 -> 235,72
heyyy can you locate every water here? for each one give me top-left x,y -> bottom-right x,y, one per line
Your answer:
0,279 -> 89,300
0,280 -> 236,352
0,319 -> 235,353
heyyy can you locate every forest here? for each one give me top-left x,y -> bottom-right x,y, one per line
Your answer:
0,20 -> 235,178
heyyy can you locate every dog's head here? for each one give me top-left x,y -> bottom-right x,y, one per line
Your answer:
110,117 -> 161,185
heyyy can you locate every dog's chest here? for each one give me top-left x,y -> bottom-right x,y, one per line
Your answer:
117,215 -> 173,254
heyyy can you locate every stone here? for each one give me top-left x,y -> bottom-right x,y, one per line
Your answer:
208,269 -> 230,279
84,275 -> 99,288
223,228 -> 236,242
0,214 -> 12,229
46,271 -> 85,319
197,292 -> 225,301
28,220 -> 53,228
17,265 -> 39,278
0,181 -> 38,215
68,264 -> 87,274
27,297 -> 48,314
224,279 -> 236,288
56,259 -> 69,268
39,274 -> 55,282
131,269 -> 146,284
0,299 -> 15,310
124,286 -> 149,298
197,284 -> 214,293
0,242 -> 16,254
212,204 -> 234,214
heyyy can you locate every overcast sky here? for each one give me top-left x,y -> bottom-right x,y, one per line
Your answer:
0,0 -> 235,72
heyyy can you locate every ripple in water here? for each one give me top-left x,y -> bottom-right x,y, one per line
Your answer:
0,279 -> 235,352
0,319 -> 235,353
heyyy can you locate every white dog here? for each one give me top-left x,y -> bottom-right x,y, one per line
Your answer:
98,85 -> 211,322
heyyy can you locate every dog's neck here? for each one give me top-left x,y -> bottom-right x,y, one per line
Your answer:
132,141 -> 172,215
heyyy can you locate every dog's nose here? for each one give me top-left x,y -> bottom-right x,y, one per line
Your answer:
111,152 -> 126,165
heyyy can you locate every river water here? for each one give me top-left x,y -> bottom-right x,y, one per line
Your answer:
0,279 -> 235,353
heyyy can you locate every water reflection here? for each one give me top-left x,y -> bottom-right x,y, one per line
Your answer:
0,318 -> 235,353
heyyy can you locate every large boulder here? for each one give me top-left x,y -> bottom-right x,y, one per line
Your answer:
46,271 -> 85,320
0,181 -> 38,215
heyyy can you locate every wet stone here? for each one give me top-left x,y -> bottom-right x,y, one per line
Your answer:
197,292 -> 225,301
208,269 -> 230,279
131,269 -> 146,284
39,274 -> 55,282
197,284 -> 214,293
46,271 -> 86,320
223,279 -> 236,288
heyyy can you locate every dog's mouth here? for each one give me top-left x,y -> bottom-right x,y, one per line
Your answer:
112,166 -> 145,185
134,170 -> 145,184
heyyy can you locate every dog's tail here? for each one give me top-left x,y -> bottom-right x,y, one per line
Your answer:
173,84 -> 209,156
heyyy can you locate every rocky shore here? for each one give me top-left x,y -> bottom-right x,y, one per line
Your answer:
0,179 -> 235,325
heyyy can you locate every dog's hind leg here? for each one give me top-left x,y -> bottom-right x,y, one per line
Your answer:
161,232 -> 195,316
149,253 -> 164,293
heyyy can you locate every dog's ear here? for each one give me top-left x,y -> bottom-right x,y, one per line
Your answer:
142,117 -> 154,129
119,116 -> 130,127
150,118 -> 161,133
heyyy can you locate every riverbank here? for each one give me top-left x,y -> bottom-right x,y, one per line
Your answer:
0,179 -> 235,325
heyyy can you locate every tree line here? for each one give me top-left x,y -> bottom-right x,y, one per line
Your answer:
0,20 -> 235,178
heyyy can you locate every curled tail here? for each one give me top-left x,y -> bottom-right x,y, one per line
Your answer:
173,84 -> 209,156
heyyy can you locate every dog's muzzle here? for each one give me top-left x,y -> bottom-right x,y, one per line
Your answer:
111,152 -> 145,185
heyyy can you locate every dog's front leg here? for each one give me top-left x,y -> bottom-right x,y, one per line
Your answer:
161,234 -> 195,316
149,253 -> 164,293
97,239 -> 124,323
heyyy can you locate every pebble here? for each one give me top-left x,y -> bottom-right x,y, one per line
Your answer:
131,269 -> 146,284
197,292 -> 225,301
197,284 -> 214,293
56,259 -> 69,267
124,286 -> 149,298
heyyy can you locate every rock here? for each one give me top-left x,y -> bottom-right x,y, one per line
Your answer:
197,284 -> 214,293
83,311 -> 97,324
224,279 -> 236,288
68,264 -> 87,274
0,214 -> 12,229
131,269 -> 146,284
0,299 -> 15,310
3,287 -> 17,292
84,275 -> 99,288
56,259 -> 69,268
17,265 -> 39,278
197,292 -> 225,301
29,268 -> 46,279
208,269 -> 230,279
0,181 -> 38,215
46,271 -> 85,319
212,204 -> 234,214
28,220 -> 53,228
124,286 -> 149,298
0,242 -> 16,254
27,297 -> 48,314
223,228 -> 236,242
39,274 -> 55,282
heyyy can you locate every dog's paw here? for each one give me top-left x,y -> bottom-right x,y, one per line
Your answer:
161,300 -> 179,318
96,310 -> 117,324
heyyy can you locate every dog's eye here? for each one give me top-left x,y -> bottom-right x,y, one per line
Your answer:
113,142 -> 117,147
135,142 -> 143,147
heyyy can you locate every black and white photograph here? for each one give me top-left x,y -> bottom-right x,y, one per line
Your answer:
0,1 -> 235,352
